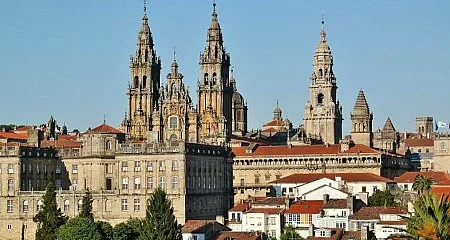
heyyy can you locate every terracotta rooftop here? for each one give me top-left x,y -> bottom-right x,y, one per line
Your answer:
394,171 -> 450,183
232,144 -> 380,157
87,123 -> 123,134
58,135 -> 78,141
285,200 -> 323,214
213,231 -> 264,240
263,119 -> 285,127
229,202 -> 250,212
341,231 -> 361,240
404,138 -> 434,147
271,172 -> 392,184
245,207 -> 284,214
182,220 -> 230,233
431,186 -> 450,198
0,131 -> 27,141
350,207 -> 407,220
322,199 -> 349,209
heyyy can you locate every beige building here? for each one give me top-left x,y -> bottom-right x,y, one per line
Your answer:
303,20 -> 343,145
231,141 -> 410,203
0,124 -> 234,240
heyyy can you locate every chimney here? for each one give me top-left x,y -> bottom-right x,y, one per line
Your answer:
361,225 -> 369,240
347,196 -> 354,215
308,224 -> 314,237
323,194 -> 330,204
215,215 -> 225,225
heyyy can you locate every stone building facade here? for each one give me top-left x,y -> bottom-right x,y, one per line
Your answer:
303,21 -> 343,145
350,90 -> 373,147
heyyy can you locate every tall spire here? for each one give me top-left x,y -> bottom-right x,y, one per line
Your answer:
352,89 -> 370,115
171,47 -> 178,74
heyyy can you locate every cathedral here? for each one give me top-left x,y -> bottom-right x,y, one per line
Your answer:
120,3 -> 248,145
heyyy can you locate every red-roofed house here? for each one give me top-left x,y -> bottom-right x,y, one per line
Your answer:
284,200 -> 324,238
227,197 -> 288,239
0,131 -> 28,143
232,141 -> 410,203
212,231 -> 267,240
181,220 -> 230,240
394,171 -> 450,191
349,207 -> 408,239
272,173 -> 394,199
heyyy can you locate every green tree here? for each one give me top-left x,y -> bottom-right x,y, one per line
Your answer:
79,190 -> 94,221
403,193 -> 450,240
413,175 -> 434,194
139,188 -> 181,240
368,189 -> 397,207
113,219 -> 141,240
96,221 -> 113,240
280,224 -> 302,240
58,217 -> 102,240
33,182 -> 68,240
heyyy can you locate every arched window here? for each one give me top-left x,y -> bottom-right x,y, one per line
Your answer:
143,75 -> 147,88
171,83 -> 177,94
105,199 -> 112,212
37,200 -> 43,212
172,176 -> 179,190
204,73 -> 209,85
23,200 -> 29,212
144,50 -> 148,62
122,177 -> 129,190
318,69 -> 323,77
134,76 -> 139,88
212,72 -> 217,85
78,199 -> 83,212
170,116 -> 177,129
64,200 -> 70,212
317,93 -> 324,105
134,177 -> 141,190
105,140 -> 112,150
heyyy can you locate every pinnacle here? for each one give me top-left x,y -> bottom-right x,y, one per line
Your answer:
383,117 -> 396,132
352,90 -> 370,115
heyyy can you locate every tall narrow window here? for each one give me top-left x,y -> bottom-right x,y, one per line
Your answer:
7,200 -> 13,213
317,93 -> 324,105
23,200 -> 29,212
134,177 -> 141,190
204,73 -> 209,85
64,200 -> 70,212
147,177 -> 153,189
105,140 -> 112,150
134,76 -> 139,88
72,179 -> 78,191
37,200 -> 43,212
172,160 -> 179,171
134,199 -> 140,211
159,161 -> 165,171
212,72 -> 217,85
172,176 -> 179,190
122,177 -> 129,190
146,161 -> 153,171
134,161 -> 141,172
78,199 -> 83,212
8,179 -> 14,192
160,176 -> 166,190
143,75 -> 147,87
121,199 -> 128,211
170,117 -> 178,129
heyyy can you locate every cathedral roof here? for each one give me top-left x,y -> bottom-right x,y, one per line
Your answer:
382,117 -> 396,132
88,123 -> 123,134
232,91 -> 245,106
352,90 -> 370,115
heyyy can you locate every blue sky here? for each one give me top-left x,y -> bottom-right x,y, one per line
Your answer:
1,1 -> 449,135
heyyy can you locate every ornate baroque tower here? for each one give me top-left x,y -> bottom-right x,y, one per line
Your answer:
197,3 -> 233,145
149,52 -> 198,143
351,90 -> 373,147
125,6 -> 161,140
230,69 -> 248,135
304,20 -> 343,144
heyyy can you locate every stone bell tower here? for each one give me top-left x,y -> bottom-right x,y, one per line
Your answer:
351,90 -> 373,147
197,3 -> 233,145
304,19 -> 343,144
124,4 -> 161,140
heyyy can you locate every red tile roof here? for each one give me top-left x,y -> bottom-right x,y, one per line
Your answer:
404,138 -> 434,147
245,208 -> 284,214
431,186 -> 450,198
322,199 -> 349,209
232,144 -> 380,157
263,119 -> 285,127
285,200 -> 323,214
253,197 -> 286,206
58,135 -> 78,141
182,220 -> 230,233
394,171 -> 450,183
341,231 -> 361,240
271,173 -> 392,184
229,202 -> 250,212
350,207 -> 407,220
88,123 -> 123,134
378,221 -> 406,225
0,131 -> 27,141
213,231 -> 264,240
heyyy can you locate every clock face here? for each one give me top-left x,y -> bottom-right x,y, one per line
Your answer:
316,107 -> 323,113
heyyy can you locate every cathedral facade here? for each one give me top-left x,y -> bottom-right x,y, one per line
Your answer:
121,4 -> 248,145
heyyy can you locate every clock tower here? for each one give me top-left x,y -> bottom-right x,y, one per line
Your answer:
303,19 -> 342,144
